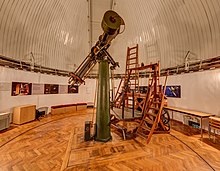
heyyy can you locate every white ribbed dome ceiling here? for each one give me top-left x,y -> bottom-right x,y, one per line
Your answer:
0,0 -> 220,73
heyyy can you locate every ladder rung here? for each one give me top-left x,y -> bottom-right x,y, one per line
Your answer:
139,125 -> 151,131
129,46 -> 138,50
149,107 -> 159,110
144,118 -> 154,125
152,101 -> 161,104
136,131 -> 148,139
128,63 -> 138,65
127,68 -> 138,70
126,107 -> 133,109
128,52 -> 138,56
145,112 -> 157,117
154,130 -> 170,134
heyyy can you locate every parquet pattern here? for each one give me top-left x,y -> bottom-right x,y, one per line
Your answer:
0,111 -> 86,148
0,110 -> 93,171
65,127 -> 220,171
0,109 -> 220,171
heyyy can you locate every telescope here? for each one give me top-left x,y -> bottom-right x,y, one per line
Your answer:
68,10 -> 125,86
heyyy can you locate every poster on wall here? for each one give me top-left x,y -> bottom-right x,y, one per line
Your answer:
59,85 -> 68,94
165,85 -> 181,98
32,83 -> 44,95
44,84 -> 59,94
11,82 -> 32,96
68,85 -> 78,93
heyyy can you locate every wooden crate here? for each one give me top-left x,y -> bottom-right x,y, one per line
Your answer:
13,105 -> 36,124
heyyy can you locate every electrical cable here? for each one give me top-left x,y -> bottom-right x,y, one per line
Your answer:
169,133 -> 215,171
91,75 -> 99,125
0,115 -> 76,149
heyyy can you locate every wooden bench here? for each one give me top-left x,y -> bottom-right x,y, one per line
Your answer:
36,107 -> 49,120
51,104 -> 77,115
209,116 -> 220,142
51,105 -> 65,115
51,103 -> 87,114
65,104 -> 77,113
76,103 -> 87,111
164,106 -> 215,139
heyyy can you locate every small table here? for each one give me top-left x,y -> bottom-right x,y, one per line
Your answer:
164,106 -> 215,140
209,116 -> 220,142
0,112 -> 10,130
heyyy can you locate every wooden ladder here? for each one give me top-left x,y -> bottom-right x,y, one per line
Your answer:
136,70 -> 168,144
125,44 -> 139,92
114,44 -> 139,108
114,78 -> 124,108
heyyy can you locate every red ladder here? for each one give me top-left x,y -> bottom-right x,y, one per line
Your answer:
114,44 -> 139,108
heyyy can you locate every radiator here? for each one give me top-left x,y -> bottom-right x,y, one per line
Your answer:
0,112 -> 10,131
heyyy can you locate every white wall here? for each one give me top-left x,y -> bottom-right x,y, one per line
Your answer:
112,69 -> 220,116
163,69 -> 220,116
1,64 -> 219,129
119,69 -> 220,129
0,66 -> 96,113
159,69 -> 220,130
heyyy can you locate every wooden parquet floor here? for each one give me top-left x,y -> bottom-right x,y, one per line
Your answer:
0,109 -> 220,171
0,110 -> 93,171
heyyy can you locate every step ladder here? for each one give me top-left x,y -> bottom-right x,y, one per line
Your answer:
114,44 -> 139,108
136,69 -> 169,144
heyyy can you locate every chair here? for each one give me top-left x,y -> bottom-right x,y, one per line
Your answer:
36,107 -> 49,120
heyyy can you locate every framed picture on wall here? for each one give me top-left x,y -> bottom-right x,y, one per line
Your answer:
11,82 -> 32,96
44,84 -> 59,94
68,85 -> 78,93
165,85 -> 181,98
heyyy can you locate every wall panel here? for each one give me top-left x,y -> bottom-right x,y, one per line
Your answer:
0,0 -> 89,71
111,0 -> 220,73
165,69 -> 220,116
1,0 -> 220,74
0,66 -> 96,113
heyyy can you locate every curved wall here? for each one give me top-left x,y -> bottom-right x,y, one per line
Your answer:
0,0 -> 89,71
0,0 -> 220,73
110,0 -> 220,73
0,66 -> 96,113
